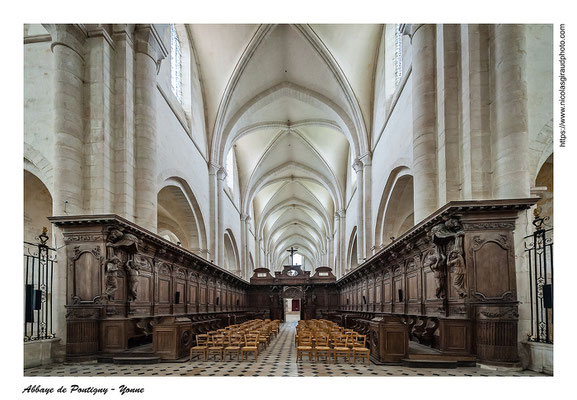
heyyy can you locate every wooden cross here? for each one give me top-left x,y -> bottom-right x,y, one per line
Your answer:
287,247 -> 298,266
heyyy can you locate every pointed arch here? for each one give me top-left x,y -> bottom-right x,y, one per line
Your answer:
374,167 -> 414,250
216,81 -> 360,166
24,169 -> 53,245
210,24 -> 370,166
245,160 -> 342,215
223,228 -> 240,276
346,226 -> 359,271
157,175 -> 208,258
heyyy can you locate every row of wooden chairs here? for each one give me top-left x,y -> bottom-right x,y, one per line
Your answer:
295,319 -> 370,363
190,319 -> 280,362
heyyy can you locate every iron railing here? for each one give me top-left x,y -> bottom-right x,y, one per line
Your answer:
524,209 -> 553,344
24,227 -> 56,341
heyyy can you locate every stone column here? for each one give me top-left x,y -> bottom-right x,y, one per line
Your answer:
216,167 -> 227,266
436,24 -> 462,205
84,24 -> 115,214
240,214 -> 250,279
411,24 -> 439,222
133,24 -> 167,232
47,24 -> 87,352
255,236 -> 262,269
208,163 -> 219,263
112,24 -> 136,220
491,24 -> 530,198
360,153 -> 373,257
352,159 -> 365,265
328,234 -> 334,271
460,24 -> 492,200
336,209 -> 346,277
49,24 -> 87,216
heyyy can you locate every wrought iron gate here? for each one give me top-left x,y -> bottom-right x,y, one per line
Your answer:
24,228 -> 56,341
524,208 -> 553,344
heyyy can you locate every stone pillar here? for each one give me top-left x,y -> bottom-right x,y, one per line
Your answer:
360,153 -> 373,257
436,24 -> 462,205
328,234 -> 334,272
46,24 -> 87,352
112,24 -> 136,220
84,25 -> 114,214
336,209 -> 346,277
49,24 -> 87,216
411,24 -> 439,222
491,24 -> 530,199
264,250 -> 270,269
216,167 -> 227,266
460,24 -> 492,200
255,236 -> 262,269
208,163 -> 219,263
240,214 -> 250,279
133,24 -> 167,232
352,159 -> 365,264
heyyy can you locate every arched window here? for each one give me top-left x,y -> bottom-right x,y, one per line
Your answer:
394,24 -> 403,87
226,149 -> 235,191
170,24 -> 183,103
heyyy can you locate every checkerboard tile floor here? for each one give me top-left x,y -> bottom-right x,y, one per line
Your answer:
24,322 -> 544,377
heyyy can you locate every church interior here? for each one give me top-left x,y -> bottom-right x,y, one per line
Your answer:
22,21 -> 555,382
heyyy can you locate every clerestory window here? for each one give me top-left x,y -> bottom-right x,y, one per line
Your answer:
394,24 -> 403,87
170,24 -> 183,103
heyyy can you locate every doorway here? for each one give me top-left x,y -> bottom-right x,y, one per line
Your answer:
284,298 -> 300,322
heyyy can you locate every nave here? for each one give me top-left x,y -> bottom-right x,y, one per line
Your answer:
24,322 -> 542,378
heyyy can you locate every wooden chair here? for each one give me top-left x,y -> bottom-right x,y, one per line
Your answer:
296,334 -> 314,362
350,332 -> 365,348
223,334 -> 243,361
189,334 -> 209,361
206,335 -> 225,361
241,333 -> 260,361
314,334 -> 331,362
333,335 -> 351,363
352,334 -> 370,364
258,327 -> 271,350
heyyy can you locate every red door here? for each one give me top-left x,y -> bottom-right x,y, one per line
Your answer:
292,299 -> 300,311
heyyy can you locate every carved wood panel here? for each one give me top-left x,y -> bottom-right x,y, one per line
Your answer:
470,234 -> 513,299
71,248 -> 102,302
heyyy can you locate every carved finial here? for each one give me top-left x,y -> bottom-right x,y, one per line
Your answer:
532,206 -> 549,230
39,227 -> 49,245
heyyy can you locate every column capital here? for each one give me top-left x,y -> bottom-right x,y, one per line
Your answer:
405,24 -> 433,39
216,167 -> 228,181
45,24 -> 87,59
112,24 -> 135,46
352,158 -> 364,173
134,24 -> 168,73
240,213 -> 251,222
85,24 -> 115,48
208,162 -> 221,175
358,152 -> 372,166
336,209 -> 346,219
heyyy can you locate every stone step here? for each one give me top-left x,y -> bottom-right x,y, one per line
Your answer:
408,353 -> 477,362
112,356 -> 161,365
402,359 -> 458,369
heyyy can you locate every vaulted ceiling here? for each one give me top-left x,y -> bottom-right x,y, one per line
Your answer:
188,24 -> 382,270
